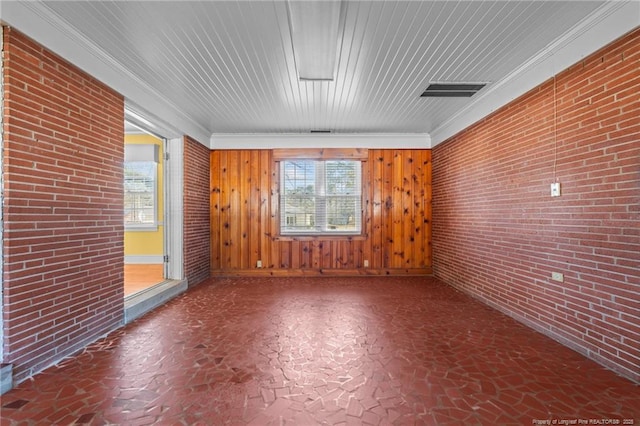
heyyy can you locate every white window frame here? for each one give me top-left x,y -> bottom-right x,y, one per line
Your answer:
279,159 -> 362,236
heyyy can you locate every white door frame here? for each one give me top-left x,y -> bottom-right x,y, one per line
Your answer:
164,137 -> 184,281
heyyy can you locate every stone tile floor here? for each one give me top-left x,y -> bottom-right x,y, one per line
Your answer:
1,276 -> 639,425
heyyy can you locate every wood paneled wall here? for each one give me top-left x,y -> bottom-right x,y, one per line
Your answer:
210,149 -> 432,276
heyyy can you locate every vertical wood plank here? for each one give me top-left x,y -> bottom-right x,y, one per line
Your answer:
403,151 -> 414,268
240,150 -> 251,269
340,240 -> 347,268
219,150 -> 231,269
299,241 -> 306,268
424,150 -> 433,268
361,157 -> 372,268
371,150 -> 383,269
270,156 -> 281,268
228,151 -> 241,269
311,240 -> 321,269
281,240 -> 290,268
415,149 -> 426,268
307,241 -> 314,268
259,150 -> 271,268
382,150 -> 393,269
392,150 -> 404,269
320,240 -> 331,269
328,240 -> 337,268
291,240 -> 300,268
249,150 -> 260,269
210,150 -> 221,270
306,241 -> 313,268
353,240 -> 361,268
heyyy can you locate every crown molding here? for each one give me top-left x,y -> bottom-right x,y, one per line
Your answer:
210,133 -> 431,150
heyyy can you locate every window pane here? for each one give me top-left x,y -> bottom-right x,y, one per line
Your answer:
326,161 -> 360,195
281,160 -> 317,232
283,194 -> 316,231
124,161 -> 156,225
282,160 -> 315,195
326,196 -> 359,231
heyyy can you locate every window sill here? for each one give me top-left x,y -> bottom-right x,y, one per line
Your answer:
125,224 -> 161,232
275,234 -> 366,242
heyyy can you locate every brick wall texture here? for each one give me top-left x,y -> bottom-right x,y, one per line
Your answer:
2,27 -> 125,383
183,136 -> 211,286
432,28 -> 640,382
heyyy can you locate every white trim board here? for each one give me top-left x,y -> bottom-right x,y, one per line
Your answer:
210,133 -> 431,150
124,255 -> 164,265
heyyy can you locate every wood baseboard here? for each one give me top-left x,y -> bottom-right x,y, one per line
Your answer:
210,268 -> 433,277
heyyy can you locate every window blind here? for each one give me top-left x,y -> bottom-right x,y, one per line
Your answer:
280,160 -> 362,235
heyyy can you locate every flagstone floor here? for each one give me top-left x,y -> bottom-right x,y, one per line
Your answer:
2,276 -> 639,425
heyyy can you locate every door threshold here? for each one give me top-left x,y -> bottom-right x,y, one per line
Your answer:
124,279 -> 188,324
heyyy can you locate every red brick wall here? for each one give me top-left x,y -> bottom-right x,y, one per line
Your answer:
2,27 -> 125,383
432,28 -> 640,382
183,136 -> 210,285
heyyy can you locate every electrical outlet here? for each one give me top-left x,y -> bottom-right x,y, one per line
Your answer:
550,182 -> 561,197
551,272 -> 564,282
364,260 -> 369,268
256,260 -> 262,268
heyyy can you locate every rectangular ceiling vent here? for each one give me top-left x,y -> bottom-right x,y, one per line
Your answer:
310,130 -> 332,134
421,82 -> 487,98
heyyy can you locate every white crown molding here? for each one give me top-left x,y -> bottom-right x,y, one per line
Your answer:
210,133 -> 431,150
0,1 -> 211,146
430,1 -> 640,147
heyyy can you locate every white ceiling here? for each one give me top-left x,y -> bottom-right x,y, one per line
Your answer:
1,1 -> 639,147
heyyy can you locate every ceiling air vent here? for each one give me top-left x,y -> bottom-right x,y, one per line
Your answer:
421,82 -> 487,98
310,130 -> 332,134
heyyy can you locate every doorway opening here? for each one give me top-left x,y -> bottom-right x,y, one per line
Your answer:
124,130 -> 165,296
123,112 -> 188,323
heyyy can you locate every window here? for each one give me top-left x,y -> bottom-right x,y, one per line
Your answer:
124,143 -> 159,229
280,160 -> 362,235
124,161 -> 157,228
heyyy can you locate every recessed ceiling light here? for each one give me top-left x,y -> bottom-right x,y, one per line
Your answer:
287,1 -> 343,81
